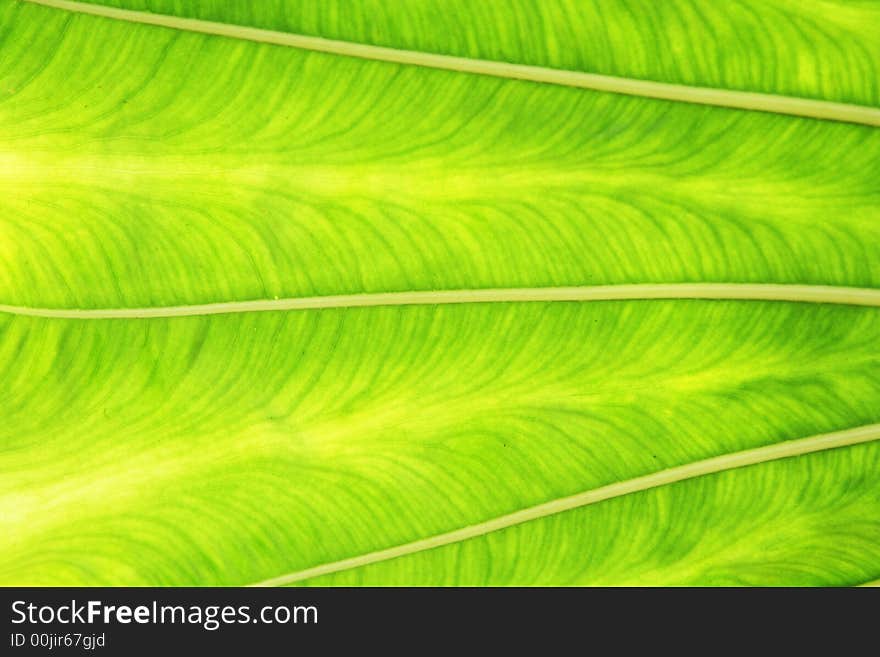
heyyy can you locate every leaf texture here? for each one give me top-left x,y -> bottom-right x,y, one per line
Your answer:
3,2 -> 880,309
70,0 -> 880,105
0,0 -> 878,586
2,302 -> 880,585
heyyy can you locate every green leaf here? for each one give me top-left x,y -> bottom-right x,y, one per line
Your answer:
1,0 -> 878,586
58,0 -> 880,105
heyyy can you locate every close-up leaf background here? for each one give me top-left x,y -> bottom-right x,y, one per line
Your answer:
1,0 -> 879,586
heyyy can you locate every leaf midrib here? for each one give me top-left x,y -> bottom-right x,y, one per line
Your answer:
21,0 -> 880,127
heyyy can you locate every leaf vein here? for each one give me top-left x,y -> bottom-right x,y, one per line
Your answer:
3,284 -> 880,319
22,0 -> 880,126
250,422 -> 880,586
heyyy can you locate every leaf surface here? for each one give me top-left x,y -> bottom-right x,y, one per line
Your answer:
69,0 -> 880,105
0,0 -> 878,586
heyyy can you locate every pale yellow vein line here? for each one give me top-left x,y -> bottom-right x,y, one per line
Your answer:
22,0 -> 880,127
250,423 -> 880,586
2,284 -> 880,319
858,578 -> 880,587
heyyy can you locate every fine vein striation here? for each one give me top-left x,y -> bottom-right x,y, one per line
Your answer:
292,440 -> 880,586
252,423 -> 880,586
2,302 -> 880,585
24,0 -> 880,109
20,0 -> 880,126
3,0 -> 880,310
1,0 -> 879,586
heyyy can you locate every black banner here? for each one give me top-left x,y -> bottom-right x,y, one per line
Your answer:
0,587 -> 872,653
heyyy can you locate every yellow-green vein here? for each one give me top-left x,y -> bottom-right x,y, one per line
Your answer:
250,422 -> 880,586
3,284 -> 880,319
21,0 -> 880,127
